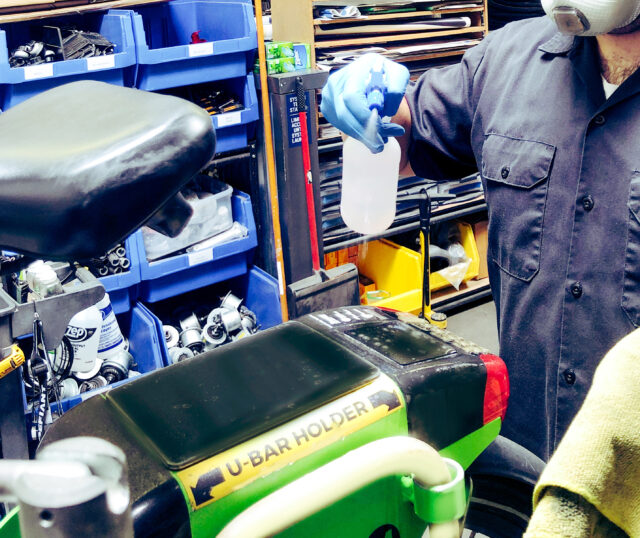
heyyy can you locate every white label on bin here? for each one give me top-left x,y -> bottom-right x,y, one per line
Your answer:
188,249 -> 214,266
188,42 -> 214,57
87,55 -> 115,71
217,111 -> 242,128
24,64 -> 53,80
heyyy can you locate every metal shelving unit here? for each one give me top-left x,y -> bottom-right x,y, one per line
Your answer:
270,0 -> 491,311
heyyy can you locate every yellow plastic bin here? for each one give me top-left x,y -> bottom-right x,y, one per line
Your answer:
358,222 -> 480,314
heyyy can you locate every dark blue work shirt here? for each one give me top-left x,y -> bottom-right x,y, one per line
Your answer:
406,16 -> 640,461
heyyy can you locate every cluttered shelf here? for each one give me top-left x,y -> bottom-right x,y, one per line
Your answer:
313,6 -> 484,25
0,0 -> 166,23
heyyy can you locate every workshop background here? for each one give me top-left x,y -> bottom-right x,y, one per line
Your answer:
0,0 -> 543,513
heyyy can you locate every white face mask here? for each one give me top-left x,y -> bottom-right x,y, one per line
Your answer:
542,0 -> 640,35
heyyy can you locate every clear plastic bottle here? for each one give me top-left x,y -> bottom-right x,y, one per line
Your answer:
29,263 -> 64,298
340,135 -> 400,235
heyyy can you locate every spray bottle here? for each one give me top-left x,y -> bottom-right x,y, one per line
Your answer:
340,60 -> 401,235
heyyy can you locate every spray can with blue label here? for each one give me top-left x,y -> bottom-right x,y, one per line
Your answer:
65,305 -> 102,380
96,293 -> 127,360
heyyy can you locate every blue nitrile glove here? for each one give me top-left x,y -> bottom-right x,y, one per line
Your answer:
321,53 -> 410,154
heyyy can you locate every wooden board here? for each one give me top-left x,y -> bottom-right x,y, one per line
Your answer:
315,25 -> 485,49
314,6 -> 483,25
0,0 -> 166,23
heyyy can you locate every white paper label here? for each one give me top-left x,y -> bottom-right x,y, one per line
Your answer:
216,111 -> 242,128
87,55 -> 116,71
188,249 -> 214,266
24,64 -> 53,80
188,42 -> 214,57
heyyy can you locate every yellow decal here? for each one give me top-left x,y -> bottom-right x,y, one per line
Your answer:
177,374 -> 403,510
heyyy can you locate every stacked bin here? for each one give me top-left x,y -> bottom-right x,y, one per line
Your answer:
145,266 -> 282,367
4,0 -> 281,426
128,0 -> 259,155
24,303 -> 165,418
136,191 -> 259,303
0,10 -> 136,110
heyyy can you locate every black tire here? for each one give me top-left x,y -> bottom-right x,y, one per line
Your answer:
462,474 -> 534,538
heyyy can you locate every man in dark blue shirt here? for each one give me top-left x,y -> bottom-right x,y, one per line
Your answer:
322,1 -> 640,461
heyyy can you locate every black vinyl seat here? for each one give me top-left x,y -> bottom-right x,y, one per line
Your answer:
0,81 -> 216,260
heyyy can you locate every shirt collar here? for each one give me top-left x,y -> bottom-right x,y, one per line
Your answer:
539,32 -> 577,55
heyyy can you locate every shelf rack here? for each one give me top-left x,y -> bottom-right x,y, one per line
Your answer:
271,0 -> 491,312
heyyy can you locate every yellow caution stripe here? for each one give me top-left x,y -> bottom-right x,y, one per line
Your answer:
176,374 -> 404,510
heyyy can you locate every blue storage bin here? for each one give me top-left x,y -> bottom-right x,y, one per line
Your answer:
22,303 -> 165,418
98,230 -> 143,315
132,0 -> 257,92
144,265 -> 282,366
0,10 -> 136,110
211,73 -> 259,154
136,190 -> 258,302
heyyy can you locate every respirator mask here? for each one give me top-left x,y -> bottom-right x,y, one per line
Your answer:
542,0 -> 640,35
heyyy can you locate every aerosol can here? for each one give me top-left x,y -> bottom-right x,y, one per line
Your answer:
341,60 -> 400,235
65,305 -> 102,380
96,293 -> 127,360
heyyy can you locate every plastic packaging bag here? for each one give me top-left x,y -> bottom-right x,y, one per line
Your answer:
430,243 -> 471,290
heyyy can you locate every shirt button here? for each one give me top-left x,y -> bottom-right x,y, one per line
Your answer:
563,369 -> 576,385
570,282 -> 583,298
593,114 -> 606,126
501,166 -> 510,179
582,195 -> 594,211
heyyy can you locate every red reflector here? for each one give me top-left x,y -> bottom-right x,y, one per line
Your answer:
480,353 -> 510,424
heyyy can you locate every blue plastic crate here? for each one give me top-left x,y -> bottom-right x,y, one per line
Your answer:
136,190 -> 258,302
132,0 -> 257,92
0,10 -> 136,110
98,230 -> 143,315
25,303 -> 165,417
211,73 -> 259,154
144,265 -> 282,366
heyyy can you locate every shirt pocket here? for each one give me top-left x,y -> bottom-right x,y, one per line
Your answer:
481,134 -> 555,281
622,172 -> 640,326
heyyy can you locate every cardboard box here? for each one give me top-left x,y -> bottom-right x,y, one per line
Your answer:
266,57 -> 295,74
324,251 -> 338,270
359,275 -> 376,304
347,245 -> 359,265
265,41 -> 294,60
293,43 -> 311,70
337,248 -> 349,266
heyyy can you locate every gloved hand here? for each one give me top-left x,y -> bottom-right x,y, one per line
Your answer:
321,53 -> 410,154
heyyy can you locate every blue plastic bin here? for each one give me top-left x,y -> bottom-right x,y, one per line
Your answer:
136,191 -> 258,302
211,73 -> 258,153
132,0 -> 257,92
144,265 -> 282,366
98,230 -> 143,315
21,302 -> 165,418
0,10 -> 136,110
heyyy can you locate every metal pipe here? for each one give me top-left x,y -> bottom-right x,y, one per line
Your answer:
218,436 -> 461,538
